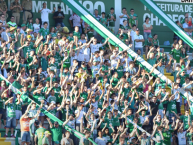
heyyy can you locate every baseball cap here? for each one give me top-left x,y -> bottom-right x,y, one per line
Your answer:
148,35 -> 152,38
136,28 -> 140,31
21,24 -> 26,27
45,131 -> 51,135
54,121 -> 59,125
58,6 -> 61,9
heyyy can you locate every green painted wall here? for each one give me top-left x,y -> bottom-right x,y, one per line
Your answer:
6,0 -> 193,45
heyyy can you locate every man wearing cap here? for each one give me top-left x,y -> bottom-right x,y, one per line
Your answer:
4,96 -> 21,137
20,102 -> 40,145
133,28 -> 144,55
20,24 -> 27,37
22,0 -> 32,24
47,118 -> 62,145
0,0 -> 8,20
42,131 -> 51,145
10,0 -> 22,25
53,6 -> 65,27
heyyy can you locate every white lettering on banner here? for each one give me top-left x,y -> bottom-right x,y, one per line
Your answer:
30,0 -> 105,14
94,2 -> 105,13
82,1 -> 94,14
143,3 -> 193,26
32,1 -> 47,13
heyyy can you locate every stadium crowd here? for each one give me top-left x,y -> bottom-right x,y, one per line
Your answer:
0,0 -> 193,145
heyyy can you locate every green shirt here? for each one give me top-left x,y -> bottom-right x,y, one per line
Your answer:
15,99 -> 22,110
67,36 -> 74,42
163,130 -> 173,145
167,100 -> 177,113
73,31 -> 80,39
63,56 -> 71,68
113,115 -> 120,126
180,115 -> 193,130
84,27 -> 94,40
21,92 -> 29,104
41,57 -> 48,71
186,132 -> 193,145
115,66 -> 124,79
112,77 -> 119,87
0,97 -> 6,109
169,49 -> 181,63
144,40 -> 152,46
33,93 -> 45,105
153,39 -> 159,46
7,103 -> 16,117
23,46 -> 34,58
48,63 -> 57,71
35,127 -> 47,145
100,17 -> 107,26
79,137 -> 89,145
107,13 -> 116,27
27,23 -> 33,30
50,126 -> 62,142
129,18 -> 135,28
155,131 -> 163,145
147,58 -> 157,66
39,28 -> 49,39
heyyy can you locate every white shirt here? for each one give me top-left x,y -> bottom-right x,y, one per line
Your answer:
67,119 -> 75,129
139,115 -> 148,124
110,55 -> 119,68
69,14 -> 81,27
84,47 -> 90,62
20,29 -> 26,37
71,55 -> 78,67
91,65 -> 100,77
95,137 -> 107,145
3,68 -> 8,78
1,32 -> 10,42
183,22 -> 193,36
119,13 -> 128,25
90,44 -> 102,54
177,131 -> 186,145
173,88 -> 180,102
41,8 -> 52,22
91,101 -> 98,115
78,39 -> 87,44
134,34 -> 144,48
77,48 -> 85,62
130,29 -> 136,42
33,23 -> 41,33
75,110 -> 86,123
93,15 -> 101,21
122,57 -> 132,71
182,83 -> 192,95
